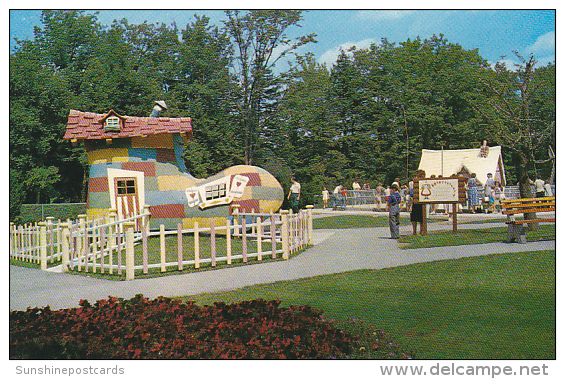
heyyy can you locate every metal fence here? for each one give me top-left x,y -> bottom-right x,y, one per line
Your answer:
316,185 -> 555,210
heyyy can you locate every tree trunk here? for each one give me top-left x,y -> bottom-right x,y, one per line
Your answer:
514,150 -> 537,227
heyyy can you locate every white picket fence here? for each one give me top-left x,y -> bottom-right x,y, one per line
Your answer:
9,212 -> 149,275
9,206 -> 314,280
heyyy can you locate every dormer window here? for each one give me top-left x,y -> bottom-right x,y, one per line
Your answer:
101,110 -> 125,133
105,116 -> 121,132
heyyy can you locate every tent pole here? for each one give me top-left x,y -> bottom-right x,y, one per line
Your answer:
441,145 -> 444,177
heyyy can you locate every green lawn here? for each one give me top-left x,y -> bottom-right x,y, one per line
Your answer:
399,224 -> 555,249
179,250 -> 555,359
314,214 -> 435,229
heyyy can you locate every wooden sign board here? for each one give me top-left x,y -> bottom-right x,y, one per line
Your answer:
413,177 -> 466,204
413,176 -> 466,234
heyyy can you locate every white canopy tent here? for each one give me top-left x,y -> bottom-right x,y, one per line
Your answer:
418,146 -> 506,186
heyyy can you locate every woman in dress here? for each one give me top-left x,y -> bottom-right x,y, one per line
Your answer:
467,173 -> 482,213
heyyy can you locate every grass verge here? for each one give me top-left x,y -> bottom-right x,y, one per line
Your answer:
313,214 -> 441,229
399,224 -> 555,249
10,259 -> 61,269
178,250 -> 555,359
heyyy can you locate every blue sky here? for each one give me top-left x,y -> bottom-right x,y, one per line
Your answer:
9,9 -> 556,69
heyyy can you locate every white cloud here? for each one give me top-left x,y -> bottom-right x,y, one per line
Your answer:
318,38 -> 377,68
535,54 -> 556,67
526,31 -> 555,56
492,31 -> 556,70
356,10 -> 413,21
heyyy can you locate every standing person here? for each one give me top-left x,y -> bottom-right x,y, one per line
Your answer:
467,173 -> 481,213
544,180 -> 553,197
494,180 -> 504,213
376,183 -> 384,210
484,173 -> 496,213
400,185 -> 408,211
410,170 -> 425,235
288,177 -> 301,213
351,180 -> 361,205
333,184 -> 342,210
322,187 -> 330,209
340,185 -> 348,208
384,186 -> 391,202
387,184 -> 401,239
532,175 -> 545,198
407,180 -> 414,212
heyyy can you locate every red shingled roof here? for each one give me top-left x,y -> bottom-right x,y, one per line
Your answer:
63,109 -> 193,141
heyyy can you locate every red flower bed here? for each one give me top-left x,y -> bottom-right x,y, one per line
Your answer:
10,295 -> 355,359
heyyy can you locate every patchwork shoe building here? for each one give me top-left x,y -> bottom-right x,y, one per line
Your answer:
63,106 -> 284,230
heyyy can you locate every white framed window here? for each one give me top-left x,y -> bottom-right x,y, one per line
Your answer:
105,116 -> 121,132
188,176 -> 232,209
116,179 -> 137,195
205,183 -> 227,201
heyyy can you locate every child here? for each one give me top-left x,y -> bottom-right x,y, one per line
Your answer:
322,187 -> 329,209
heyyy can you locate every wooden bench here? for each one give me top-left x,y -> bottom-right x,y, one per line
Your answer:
501,197 -> 555,243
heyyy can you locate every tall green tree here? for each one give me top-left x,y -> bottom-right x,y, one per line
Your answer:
326,50 -> 385,185
174,15 -> 242,177
10,11 -> 171,219
469,53 -> 556,199
223,10 -> 316,165
273,54 -> 335,203
527,61 -> 556,182
10,11 -> 555,218
10,10 -> 100,215
78,19 -> 168,115
325,35 -> 489,185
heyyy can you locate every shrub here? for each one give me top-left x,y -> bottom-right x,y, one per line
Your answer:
10,295 -> 352,359
10,295 -> 414,359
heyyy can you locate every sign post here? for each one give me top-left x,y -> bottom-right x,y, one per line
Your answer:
413,176 -> 466,234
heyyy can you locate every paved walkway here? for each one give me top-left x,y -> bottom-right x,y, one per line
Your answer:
9,216 -> 555,311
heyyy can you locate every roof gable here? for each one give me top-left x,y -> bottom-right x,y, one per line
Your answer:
63,109 -> 193,141
99,109 -> 126,123
418,146 -> 506,185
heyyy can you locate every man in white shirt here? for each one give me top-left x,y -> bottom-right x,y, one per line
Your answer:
351,180 -> 361,205
288,177 -> 301,212
534,176 -> 545,198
